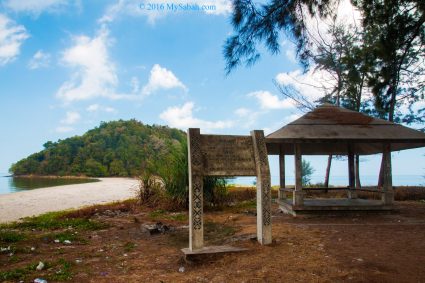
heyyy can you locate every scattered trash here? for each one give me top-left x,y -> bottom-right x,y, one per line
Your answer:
54,239 -> 60,243
179,266 -> 185,273
98,249 -> 104,252
36,261 -> 45,271
356,258 -> 364,262
75,259 -> 83,264
31,247 -> 36,251
141,222 -> 171,235
9,252 -> 14,257
0,246 -> 11,252
123,253 -> 128,257
34,278 -> 48,283
63,240 -> 72,245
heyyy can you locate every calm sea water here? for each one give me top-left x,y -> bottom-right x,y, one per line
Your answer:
0,173 -> 98,195
0,173 -> 423,195
232,175 -> 425,186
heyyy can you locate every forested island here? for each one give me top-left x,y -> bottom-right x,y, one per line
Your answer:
10,120 -> 187,177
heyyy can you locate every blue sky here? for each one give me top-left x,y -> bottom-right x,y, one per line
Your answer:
0,0 -> 424,184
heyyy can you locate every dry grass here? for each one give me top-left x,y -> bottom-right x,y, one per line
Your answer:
63,199 -> 141,219
303,186 -> 425,201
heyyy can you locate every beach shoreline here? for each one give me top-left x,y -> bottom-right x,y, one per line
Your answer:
0,177 -> 139,223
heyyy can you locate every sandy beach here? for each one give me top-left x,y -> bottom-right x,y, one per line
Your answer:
0,178 -> 139,223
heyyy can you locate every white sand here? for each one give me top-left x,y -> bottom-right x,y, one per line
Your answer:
0,178 -> 139,223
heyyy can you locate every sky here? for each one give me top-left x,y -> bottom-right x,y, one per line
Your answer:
0,0 -> 424,184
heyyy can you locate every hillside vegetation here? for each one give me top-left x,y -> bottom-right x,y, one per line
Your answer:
10,120 -> 187,178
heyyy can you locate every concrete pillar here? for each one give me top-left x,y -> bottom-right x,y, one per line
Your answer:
251,130 -> 272,245
187,128 -> 204,250
348,145 -> 357,199
382,143 -> 394,205
293,143 -> 305,206
278,146 -> 286,200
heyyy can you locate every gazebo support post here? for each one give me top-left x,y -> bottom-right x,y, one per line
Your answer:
382,143 -> 394,205
348,145 -> 357,199
293,144 -> 304,206
278,146 -> 286,200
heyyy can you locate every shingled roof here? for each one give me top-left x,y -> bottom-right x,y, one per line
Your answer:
266,104 -> 425,155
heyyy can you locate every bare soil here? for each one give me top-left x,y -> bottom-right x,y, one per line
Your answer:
1,201 -> 425,282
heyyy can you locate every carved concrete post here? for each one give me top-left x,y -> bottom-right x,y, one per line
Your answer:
278,146 -> 286,201
188,128 -> 204,250
251,130 -> 272,245
382,143 -> 394,205
293,143 -> 305,206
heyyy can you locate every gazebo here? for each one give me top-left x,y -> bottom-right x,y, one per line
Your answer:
266,104 -> 425,215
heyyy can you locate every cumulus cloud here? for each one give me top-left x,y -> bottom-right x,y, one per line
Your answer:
234,107 -> 250,117
275,69 -> 333,102
56,28 -> 119,102
3,0 -> 68,14
61,111 -> 81,125
99,0 -> 232,25
56,110 -> 80,133
249,90 -> 294,110
285,49 -> 297,64
86,104 -> 116,113
160,102 -> 233,131
142,64 -> 187,96
28,50 -> 51,69
263,113 -> 302,135
55,126 -> 74,133
0,14 -> 29,66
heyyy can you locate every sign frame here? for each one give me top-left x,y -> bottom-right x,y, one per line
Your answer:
187,128 -> 272,251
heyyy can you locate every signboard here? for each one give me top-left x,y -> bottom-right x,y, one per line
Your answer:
200,134 -> 256,176
187,128 -> 272,251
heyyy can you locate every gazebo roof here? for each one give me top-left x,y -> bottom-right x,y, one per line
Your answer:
266,104 -> 425,155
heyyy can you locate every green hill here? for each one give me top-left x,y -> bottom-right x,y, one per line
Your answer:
10,120 -> 187,177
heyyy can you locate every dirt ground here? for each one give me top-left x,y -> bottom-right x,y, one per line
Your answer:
1,200 -> 425,283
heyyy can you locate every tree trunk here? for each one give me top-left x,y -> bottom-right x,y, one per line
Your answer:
324,155 -> 332,190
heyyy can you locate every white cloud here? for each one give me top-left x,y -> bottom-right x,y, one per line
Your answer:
86,104 -> 116,113
130,76 -> 140,93
86,104 -> 100,112
201,0 -> 232,15
28,50 -> 50,69
160,102 -> 233,131
56,28 -> 119,102
263,114 -> 301,135
55,126 -> 74,133
249,90 -> 294,110
235,107 -> 250,117
99,0 -> 232,25
3,0 -> 67,14
61,111 -> 81,125
285,49 -> 297,64
275,69 -> 333,102
142,64 -> 186,96
0,14 -> 29,66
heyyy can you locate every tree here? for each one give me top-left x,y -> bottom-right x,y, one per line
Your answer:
312,21 -> 370,188
224,0 -> 336,74
225,0 -> 424,122
353,0 -> 425,124
225,0 -> 424,188
301,159 -> 315,185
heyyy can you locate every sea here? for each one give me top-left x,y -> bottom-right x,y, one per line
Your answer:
0,173 -> 98,195
1,172 -> 423,195
232,174 -> 425,187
